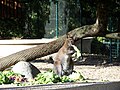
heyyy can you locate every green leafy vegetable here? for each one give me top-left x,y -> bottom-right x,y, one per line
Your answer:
0,71 -> 12,84
35,71 -> 61,84
0,70 -> 85,86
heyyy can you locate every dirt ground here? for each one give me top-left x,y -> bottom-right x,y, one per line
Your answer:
31,54 -> 120,82
0,54 -> 120,88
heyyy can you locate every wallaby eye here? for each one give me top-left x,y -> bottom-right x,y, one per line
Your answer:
69,39 -> 74,44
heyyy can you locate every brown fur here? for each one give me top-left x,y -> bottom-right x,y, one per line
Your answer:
53,37 -> 75,76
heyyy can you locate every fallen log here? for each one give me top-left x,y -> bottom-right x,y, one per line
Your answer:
0,23 -> 99,71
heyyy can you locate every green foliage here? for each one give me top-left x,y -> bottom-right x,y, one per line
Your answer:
0,18 -> 24,39
97,37 -> 106,43
0,71 -> 28,85
109,0 -> 120,16
0,0 -> 50,39
64,0 -> 96,31
34,71 -> 85,84
0,72 -> 10,84
0,0 -> 120,39
21,0 -> 50,38
35,71 -> 61,84
0,70 -> 85,86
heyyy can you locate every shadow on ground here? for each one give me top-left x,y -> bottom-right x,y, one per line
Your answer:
31,54 -> 120,67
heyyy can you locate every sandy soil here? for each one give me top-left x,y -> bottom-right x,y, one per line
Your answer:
31,55 -> 120,82
31,62 -> 120,82
0,55 -> 120,88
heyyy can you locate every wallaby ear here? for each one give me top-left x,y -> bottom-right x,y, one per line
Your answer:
66,33 -> 76,40
66,33 -> 72,38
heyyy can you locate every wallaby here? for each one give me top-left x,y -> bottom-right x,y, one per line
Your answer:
53,35 -> 75,76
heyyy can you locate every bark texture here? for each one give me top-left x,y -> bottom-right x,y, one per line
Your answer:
106,33 -> 120,39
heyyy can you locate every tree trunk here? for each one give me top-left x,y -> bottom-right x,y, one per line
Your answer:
0,24 -> 99,71
0,1 -> 109,71
95,0 -> 108,35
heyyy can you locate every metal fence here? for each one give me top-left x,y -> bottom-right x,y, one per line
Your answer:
103,17 -> 120,62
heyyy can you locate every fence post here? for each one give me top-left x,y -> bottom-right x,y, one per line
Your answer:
55,0 -> 59,38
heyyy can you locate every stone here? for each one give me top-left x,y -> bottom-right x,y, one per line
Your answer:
12,61 -> 40,79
